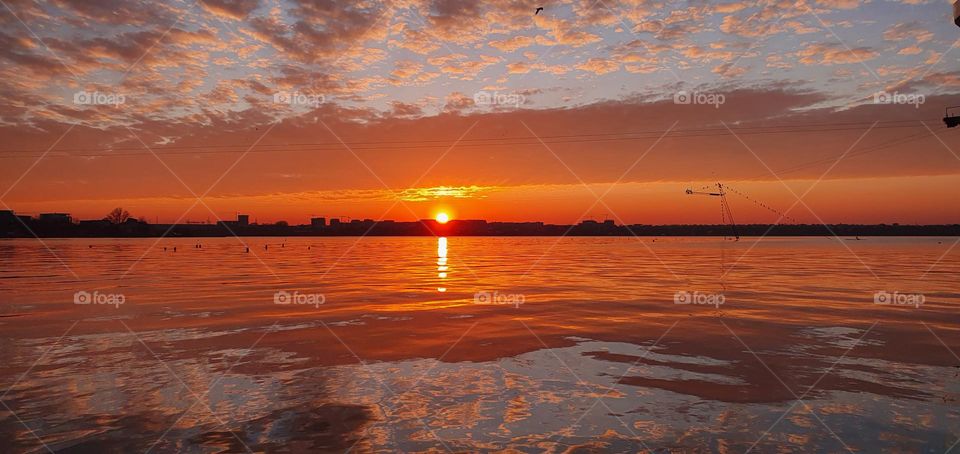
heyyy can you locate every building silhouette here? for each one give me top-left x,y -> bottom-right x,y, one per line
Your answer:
217,213 -> 250,229
38,213 -> 72,225
0,210 -> 16,225
0,207 -> 957,238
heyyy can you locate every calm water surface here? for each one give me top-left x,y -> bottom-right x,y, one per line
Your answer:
1,236 -> 959,453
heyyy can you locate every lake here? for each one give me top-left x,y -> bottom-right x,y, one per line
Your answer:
1,236 -> 958,452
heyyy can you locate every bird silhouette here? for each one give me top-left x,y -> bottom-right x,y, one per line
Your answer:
535,7 -> 543,15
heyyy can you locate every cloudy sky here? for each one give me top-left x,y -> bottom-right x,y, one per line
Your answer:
0,0 -> 958,224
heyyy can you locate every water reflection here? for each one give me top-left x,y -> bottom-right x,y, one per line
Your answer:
1,237 -> 958,452
437,236 -> 447,292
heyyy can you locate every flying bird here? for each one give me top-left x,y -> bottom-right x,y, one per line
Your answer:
535,7 -> 543,15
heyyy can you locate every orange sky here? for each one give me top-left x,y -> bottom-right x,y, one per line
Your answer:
0,1 -> 958,224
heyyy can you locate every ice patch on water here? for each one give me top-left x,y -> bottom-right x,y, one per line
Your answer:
328,319 -> 365,327
799,326 -> 885,349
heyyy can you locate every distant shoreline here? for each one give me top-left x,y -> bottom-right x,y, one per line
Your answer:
2,222 -> 958,238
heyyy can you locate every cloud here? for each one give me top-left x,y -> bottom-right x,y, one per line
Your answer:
0,0 -> 957,145
398,185 -> 488,201
488,35 -> 535,52
388,27 -> 441,55
388,101 -> 425,118
435,55 -> 501,79
247,2 -> 388,63
923,71 -> 960,87
715,2 -> 750,13
506,62 -> 531,74
796,43 -> 879,65
575,58 -> 619,75
883,22 -> 934,44
199,0 -> 260,20
534,15 -> 602,47
713,62 -> 748,78
7,86 -> 960,211
897,45 -> 922,56
49,0 -> 178,26
720,14 -> 784,38
441,91 -> 474,112
391,60 -> 423,79
815,0 -> 860,10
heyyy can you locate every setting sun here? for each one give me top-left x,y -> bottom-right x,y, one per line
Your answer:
436,213 -> 450,224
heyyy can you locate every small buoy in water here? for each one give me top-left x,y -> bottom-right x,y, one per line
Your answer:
163,247 -> 167,251
245,247 -> 250,253
264,245 -> 268,250
173,247 -> 177,252
88,245 -> 93,248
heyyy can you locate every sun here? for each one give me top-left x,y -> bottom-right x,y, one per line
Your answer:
436,212 -> 450,224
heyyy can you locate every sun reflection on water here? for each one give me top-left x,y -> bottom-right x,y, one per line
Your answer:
437,236 -> 447,292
